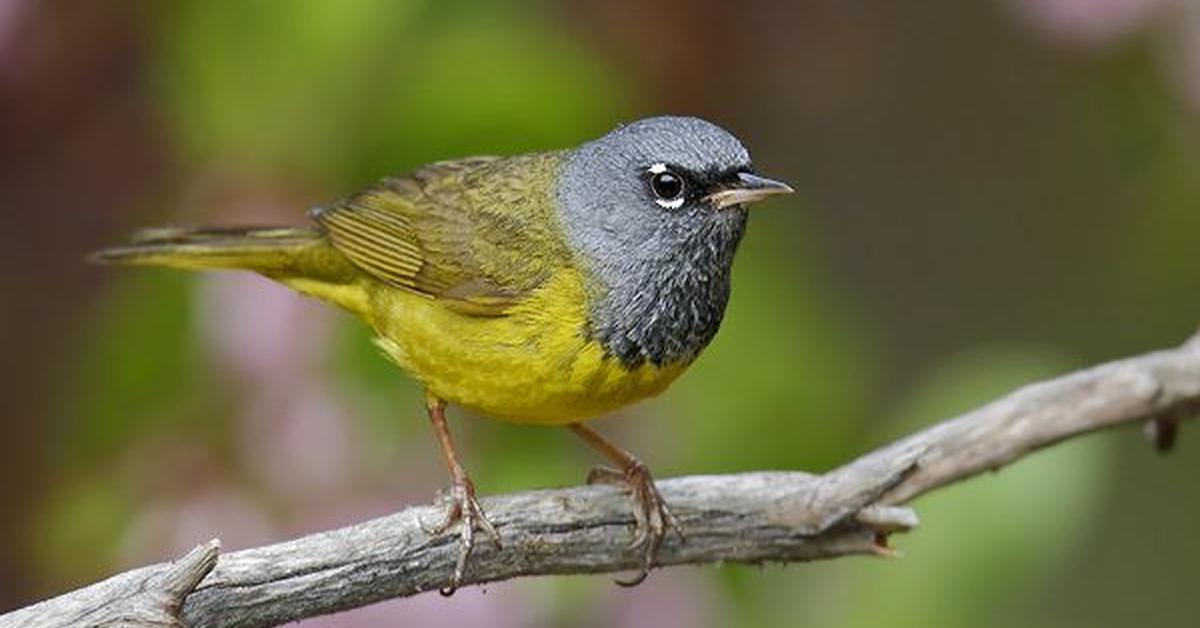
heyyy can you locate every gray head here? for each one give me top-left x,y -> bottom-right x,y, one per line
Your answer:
557,116 -> 792,368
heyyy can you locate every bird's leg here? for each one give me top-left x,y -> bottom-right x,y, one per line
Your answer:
421,395 -> 499,595
567,422 -> 682,586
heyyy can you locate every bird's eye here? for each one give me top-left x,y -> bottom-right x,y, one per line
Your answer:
648,166 -> 685,208
651,172 -> 683,200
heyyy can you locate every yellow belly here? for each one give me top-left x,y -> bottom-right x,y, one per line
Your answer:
364,267 -> 689,425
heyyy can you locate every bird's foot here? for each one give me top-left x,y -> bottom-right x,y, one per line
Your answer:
420,475 -> 500,596
587,460 -> 683,586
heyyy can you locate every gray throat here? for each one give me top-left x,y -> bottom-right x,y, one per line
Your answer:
586,216 -> 746,368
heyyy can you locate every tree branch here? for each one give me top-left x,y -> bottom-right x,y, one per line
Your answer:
4,333 -> 1198,628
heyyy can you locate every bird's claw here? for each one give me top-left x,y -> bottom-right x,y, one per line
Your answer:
421,476 -> 500,596
587,461 -> 683,586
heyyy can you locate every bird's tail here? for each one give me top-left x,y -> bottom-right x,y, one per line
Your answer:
91,226 -> 322,271
91,225 -> 368,314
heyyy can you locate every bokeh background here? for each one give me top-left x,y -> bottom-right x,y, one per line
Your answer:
2,0 -> 1199,626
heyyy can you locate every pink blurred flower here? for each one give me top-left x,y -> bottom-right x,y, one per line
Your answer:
294,585 -> 546,628
119,484 -> 276,566
1006,0 -> 1200,112
198,273 -> 334,385
0,0 -> 31,77
594,570 -> 724,628
1005,0 -> 1172,46
237,383 -> 357,503
1161,0 -> 1200,109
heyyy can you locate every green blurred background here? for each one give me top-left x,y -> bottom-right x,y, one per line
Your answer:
2,1 -> 1198,626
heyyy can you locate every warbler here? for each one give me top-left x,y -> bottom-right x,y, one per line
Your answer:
92,116 -> 792,592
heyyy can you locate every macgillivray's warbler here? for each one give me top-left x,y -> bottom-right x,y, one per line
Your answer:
92,116 -> 793,592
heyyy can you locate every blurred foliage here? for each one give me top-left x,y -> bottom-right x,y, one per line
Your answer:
840,347 -> 1109,628
715,345 -> 1111,628
672,212 -> 873,473
58,271 -> 201,461
32,476 -> 131,592
151,0 -> 627,184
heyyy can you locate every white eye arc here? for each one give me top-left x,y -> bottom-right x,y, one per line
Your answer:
655,196 -> 685,209
648,162 -> 669,175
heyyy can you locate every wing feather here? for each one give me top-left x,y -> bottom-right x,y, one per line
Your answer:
312,153 -> 569,316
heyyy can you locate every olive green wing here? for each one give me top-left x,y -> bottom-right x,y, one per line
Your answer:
310,153 -> 570,316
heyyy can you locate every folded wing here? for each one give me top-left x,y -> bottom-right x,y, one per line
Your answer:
311,154 -> 571,317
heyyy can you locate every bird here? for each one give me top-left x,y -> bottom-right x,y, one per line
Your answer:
91,115 -> 793,593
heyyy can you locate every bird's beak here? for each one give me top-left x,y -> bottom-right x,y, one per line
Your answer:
704,172 -> 795,209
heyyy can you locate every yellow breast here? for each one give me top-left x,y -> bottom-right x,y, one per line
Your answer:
365,266 -> 690,425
